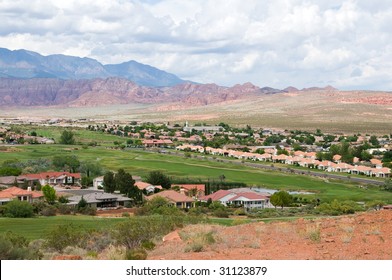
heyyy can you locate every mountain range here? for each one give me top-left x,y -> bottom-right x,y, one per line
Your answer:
0,48 -> 184,87
0,48 -> 341,108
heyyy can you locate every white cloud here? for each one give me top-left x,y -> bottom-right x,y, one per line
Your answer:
0,0 -> 391,90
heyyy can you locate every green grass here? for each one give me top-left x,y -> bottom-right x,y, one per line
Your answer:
20,125 -> 127,146
0,216 -> 128,241
1,143 -> 392,203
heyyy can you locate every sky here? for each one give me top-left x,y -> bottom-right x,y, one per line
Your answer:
1,0 -> 392,90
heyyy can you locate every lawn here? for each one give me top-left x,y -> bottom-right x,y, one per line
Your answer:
0,216 -> 128,241
1,143 -> 392,203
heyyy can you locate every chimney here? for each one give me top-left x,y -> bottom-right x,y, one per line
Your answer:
27,187 -> 32,192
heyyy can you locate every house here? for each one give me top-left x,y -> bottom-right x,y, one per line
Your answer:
173,184 -> 205,198
142,139 -> 173,148
256,153 -> 272,161
146,190 -> 195,209
370,159 -> 383,168
0,186 -> 44,205
334,163 -> 353,173
272,154 -> 288,163
20,172 -> 81,187
198,190 -> 237,206
183,123 -> 223,133
66,191 -> 132,209
228,192 -> 270,210
333,154 -> 342,163
134,181 -> 162,194
371,167 -> 391,178
0,176 -> 18,188
199,189 -> 272,209
350,165 -> 372,176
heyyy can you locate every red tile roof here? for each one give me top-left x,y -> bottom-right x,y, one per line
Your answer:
199,189 -> 233,201
134,181 -> 162,190
21,172 -> 81,180
0,186 -> 43,199
174,184 -> 205,192
146,190 -> 194,203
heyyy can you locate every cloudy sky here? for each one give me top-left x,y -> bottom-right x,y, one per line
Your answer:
1,0 -> 392,90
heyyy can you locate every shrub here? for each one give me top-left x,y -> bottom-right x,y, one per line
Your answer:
317,200 -> 364,216
3,200 -> 34,218
40,206 -> 57,216
57,204 -> 73,215
125,248 -> 147,260
32,201 -> 49,214
135,197 -> 183,216
58,196 -> 69,204
185,242 -> 204,253
122,212 -> 130,217
0,232 -> 42,260
114,216 -> 181,251
124,201 -> 133,208
78,206 -> 97,216
45,224 -> 88,252
233,208 -> 246,216
188,207 -> 208,216
213,209 -> 229,218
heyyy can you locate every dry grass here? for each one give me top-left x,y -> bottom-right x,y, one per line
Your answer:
3,89 -> 391,134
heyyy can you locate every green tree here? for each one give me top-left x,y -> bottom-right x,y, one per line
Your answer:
103,171 -> 116,193
81,176 -> 93,188
77,196 -> 88,210
369,135 -> 379,147
115,169 -> 136,194
0,166 -> 22,176
270,191 -> 293,209
80,161 -> 103,178
3,200 -> 34,218
146,171 -> 171,189
52,155 -> 80,173
59,130 -> 76,145
42,185 -> 56,204
382,151 -> 392,163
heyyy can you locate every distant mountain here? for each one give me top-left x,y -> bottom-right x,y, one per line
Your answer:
0,77 -> 278,107
104,61 -> 184,87
0,48 -> 186,86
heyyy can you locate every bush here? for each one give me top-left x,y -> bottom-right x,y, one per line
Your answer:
114,216 -> 181,251
40,206 -> 57,216
124,201 -> 133,208
32,201 -> 49,214
213,209 -> 229,218
78,206 -> 97,216
122,212 -> 130,217
45,224 -> 88,252
125,248 -> 147,260
135,197 -> 183,216
0,232 -> 42,260
317,200 -> 363,216
233,208 -> 246,216
57,204 -> 73,215
3,200 -> 34,218
188,207 -> 208,216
